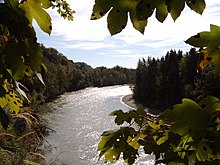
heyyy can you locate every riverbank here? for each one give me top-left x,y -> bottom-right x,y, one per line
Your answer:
121,94 -> 138,109
122,94 -> 162,116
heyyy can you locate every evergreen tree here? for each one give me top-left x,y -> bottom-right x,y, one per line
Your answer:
144,57 -> 159,106
133,59 -> 147,103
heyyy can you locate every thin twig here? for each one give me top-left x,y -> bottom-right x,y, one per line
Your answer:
23,160 -> 41,165
0,133 -> 16,138
16,131 -> 35,141
30,152 -> 49,165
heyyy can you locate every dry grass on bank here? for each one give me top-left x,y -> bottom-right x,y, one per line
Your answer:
0,109 -> 49,165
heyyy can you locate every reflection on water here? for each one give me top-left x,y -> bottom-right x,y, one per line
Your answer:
41,85 -> 154,165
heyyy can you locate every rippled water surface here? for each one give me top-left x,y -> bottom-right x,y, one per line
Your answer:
41,85 -> 154,165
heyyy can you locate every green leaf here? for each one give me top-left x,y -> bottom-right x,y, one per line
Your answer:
212,48 -> 220,75
188,152 -> 197,162
136,0 -> 156,21
160,98 -> 210,138
0,97 -> 7,108
98,127 -> 137,163
41,63 -> 48,73
186,0 -> 206,15
109,110 -> 126,125
196,142 -> 212,161
155,130 -> 169,145
107,7 -> 128,35
170,0 -> 185,21
208,25 -> 220,51
160,98 -> 201,122
40,0 -> 52,9
141,137 -> 158,155
185,31 -> 210,47
199,96 -> 220,114
136,108 -> 147,116
186,24 -> 220,74
129,133 -> 141,150
19,0 -> 52,34
5,43 -> 26,80
109,110 -> 132,125
122,144 -> 138,165
190,110 -> 210,138
91,0 -> 207,36
98,130 -> 116,158
92,0 -> 145,35
147,120 -> 163,130
101,130 -> 114,136
98,134 -> 111,151
25,39 -> 43,72
155,0 -> 168,22
129,110 -> 144,126
104,149 -> 121,163
91,0 -> 113,20
130,9 -> 147,34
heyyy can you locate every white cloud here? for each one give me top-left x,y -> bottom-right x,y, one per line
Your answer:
63,41 -> 117,50
112,7 -> 211,45
48,0 -> 109,42
37,0 -> 220,67
48,0 -> 220,44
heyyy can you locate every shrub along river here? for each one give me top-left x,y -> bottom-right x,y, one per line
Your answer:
41,85 -> 155,164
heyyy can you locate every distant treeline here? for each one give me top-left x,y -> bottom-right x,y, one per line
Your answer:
22,44 -> 135,106
133,48 -> 220,110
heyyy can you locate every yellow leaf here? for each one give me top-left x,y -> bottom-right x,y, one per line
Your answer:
104,149 -> 120,163
19,0 -> 52,35
148,120 -> 164,130
24,66 -> 33,76
213,109 -> 220,117
217,124 -> 220,131
129,134 -> 140,149
197,49 -> 212,70
201,49 -> 209,58
0,97 -> 7,108
155,130 -> 169,145
5,91 -> 23,114
199,59 -> 209,70
3,79 -> 9,92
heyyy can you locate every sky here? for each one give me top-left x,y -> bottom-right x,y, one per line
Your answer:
36,0 -> 220,69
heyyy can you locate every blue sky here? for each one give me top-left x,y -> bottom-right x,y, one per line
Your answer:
36,0 -> 220,69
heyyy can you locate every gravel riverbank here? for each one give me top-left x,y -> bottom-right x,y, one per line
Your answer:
121,94 -> 162,116
121,94 -> 138,109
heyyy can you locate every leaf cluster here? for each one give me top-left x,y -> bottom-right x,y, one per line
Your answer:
91,0 -> 206,35
0,0 -> 54,129
91,1 -> 220,163
51,0 -> 75,21
186,25 -> 220,75
98,108 -> 147,164
98,96 -> 220,164
0,0 -> 74,129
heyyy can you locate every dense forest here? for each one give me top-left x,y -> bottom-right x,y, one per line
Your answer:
22,44 -> 135,107
1,0 -> 220,164
133,48 -> 220,110
25,45 -> 220,111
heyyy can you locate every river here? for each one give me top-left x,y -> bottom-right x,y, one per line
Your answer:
41,85 -> 155,165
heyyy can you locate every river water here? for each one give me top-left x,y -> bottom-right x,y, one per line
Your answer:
41,85 -> 155,165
